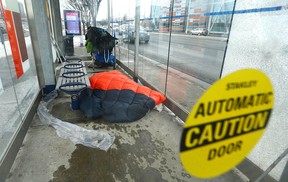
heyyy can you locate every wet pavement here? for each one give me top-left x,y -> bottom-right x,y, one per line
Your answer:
6,96 -> 245,182
6,38 -> 249,182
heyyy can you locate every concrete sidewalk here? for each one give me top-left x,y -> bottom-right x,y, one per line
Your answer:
6,78 -> 244,182
5,43 -> 247,181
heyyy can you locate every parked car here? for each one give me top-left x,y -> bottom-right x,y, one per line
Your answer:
189,28 -> 208,36
144,27 -> 153,32
153,28 -> 159,32
123,26 -> 150,43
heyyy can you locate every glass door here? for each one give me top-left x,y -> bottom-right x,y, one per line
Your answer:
0,3 -> 22,161
0,0 -> 40,162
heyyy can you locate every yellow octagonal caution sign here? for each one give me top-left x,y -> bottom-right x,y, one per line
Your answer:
180,69 -> 274,179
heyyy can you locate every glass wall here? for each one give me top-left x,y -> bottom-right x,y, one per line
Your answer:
136,0 -> 170,92
221,0 -> 288,181
114,0 -> 232,113
0,0 -> 39,161
166,0 -> 231,111
115,0 -> 136,71
113,0 -> 287,181
0,4 -> 22,160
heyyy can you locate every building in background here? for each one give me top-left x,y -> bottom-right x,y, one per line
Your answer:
187,0 -> 234,35
171,0 -> 188,32
158,0 -> 170,32
154,0 -> 234,35
149,0 -> 162,31
158,0 -> 188,32
186,0 -> 210,32
206,0 -> 234,35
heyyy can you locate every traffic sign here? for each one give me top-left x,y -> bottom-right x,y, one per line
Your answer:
180,69 -> 274,178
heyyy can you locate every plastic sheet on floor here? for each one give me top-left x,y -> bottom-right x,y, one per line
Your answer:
37,90 -> 115,151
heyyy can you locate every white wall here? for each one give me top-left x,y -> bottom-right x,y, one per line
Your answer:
221,1 -> 288,180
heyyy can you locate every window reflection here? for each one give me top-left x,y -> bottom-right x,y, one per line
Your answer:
0,1 -> 22,162
0,0 -> 39,161
114,0 -> 235,112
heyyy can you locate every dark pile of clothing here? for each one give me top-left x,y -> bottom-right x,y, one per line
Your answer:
79,71 -> 166,122
85,27 -> 117,66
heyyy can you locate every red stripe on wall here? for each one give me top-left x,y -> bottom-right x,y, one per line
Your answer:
4,9 -> 24,78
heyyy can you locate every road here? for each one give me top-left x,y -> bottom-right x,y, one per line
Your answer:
1,32 -> 227,85
121,33 -> 228,84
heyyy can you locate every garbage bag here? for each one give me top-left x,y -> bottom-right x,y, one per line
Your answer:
37,90 -> 115,151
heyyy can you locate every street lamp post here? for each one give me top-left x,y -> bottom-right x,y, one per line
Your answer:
82,3 -> 89,34
82,12 -> 88,34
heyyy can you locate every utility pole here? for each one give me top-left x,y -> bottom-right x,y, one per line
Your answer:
92,0 -> 97,26
185,0 -> 190,34
107,0 -> 111,33
134,0 -> 140,82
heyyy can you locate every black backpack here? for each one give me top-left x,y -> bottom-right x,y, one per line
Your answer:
85,27 -> 117,53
